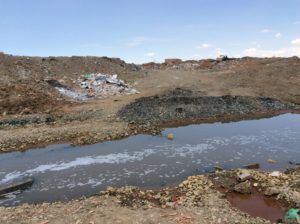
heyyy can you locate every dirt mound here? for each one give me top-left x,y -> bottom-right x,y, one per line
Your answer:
0,53 -> 140,115
118,88 -> 297,125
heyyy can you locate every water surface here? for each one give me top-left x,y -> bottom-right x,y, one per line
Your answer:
0,113 -> 299,206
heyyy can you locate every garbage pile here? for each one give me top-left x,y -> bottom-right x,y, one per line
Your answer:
78,73 -> 138,98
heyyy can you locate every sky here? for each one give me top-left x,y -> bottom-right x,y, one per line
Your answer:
0,0 -> 300,63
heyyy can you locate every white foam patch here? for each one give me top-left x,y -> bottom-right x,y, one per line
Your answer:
0,150 -> 156,184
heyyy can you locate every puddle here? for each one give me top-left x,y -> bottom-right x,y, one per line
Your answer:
0,113 -> 300,206
227,193 -> 286,222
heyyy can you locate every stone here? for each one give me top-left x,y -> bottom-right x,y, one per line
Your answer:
243,163 -> 259,169
234,181 -> 252,194
164,58 -> 182,65
22,108 -> 31,114
267,159 -> 277,164
213,166 -> 224,171
264,187 -> 281,196
167,133 -> 174,140
238,173 -> 252,182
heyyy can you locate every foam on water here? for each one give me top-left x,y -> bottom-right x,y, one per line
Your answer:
0,114 -> 299,206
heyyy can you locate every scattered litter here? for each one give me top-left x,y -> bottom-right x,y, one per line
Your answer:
253,183 -> 258,187
48,73 -> 139,101
167,133 -> 174,140
285,208 -> 300,222
269,171 -> 281,177
78,73 -> 139,98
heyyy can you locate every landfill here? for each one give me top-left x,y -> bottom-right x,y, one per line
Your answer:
78,73 -> 139,98
51,73 -> 139,100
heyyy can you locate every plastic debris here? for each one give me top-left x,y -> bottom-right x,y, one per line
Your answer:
285,208 -> 300,221
269,171 -> 281,177
48,73 -> 139,100
77,73 -> 139,98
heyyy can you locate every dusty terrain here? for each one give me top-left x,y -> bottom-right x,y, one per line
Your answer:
1,53 -> 300,223
1,54 -> 300,152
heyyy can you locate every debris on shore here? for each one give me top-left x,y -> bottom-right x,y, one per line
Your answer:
78,73 -> 139,98
47,73 -> 139,101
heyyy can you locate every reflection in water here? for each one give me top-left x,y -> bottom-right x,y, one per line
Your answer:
227,193 -> 286,222
0,113 -> 299,206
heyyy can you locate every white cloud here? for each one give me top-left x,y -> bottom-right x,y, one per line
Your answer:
291,38 -> 300,45
275,33 -> 281,38
241,47 -> 300,57
146,52 -> 156,57
261,29 -> 272,33
198,43 -> 212,49
294,21 -> 300,25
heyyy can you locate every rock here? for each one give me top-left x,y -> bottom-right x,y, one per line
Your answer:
238,173 -> 252,182
213,166 -> 224,171
22,108 -> 31,114
164,59 -> 182,66
292,191 -> 300,206
264,187 -> 281,196
267,159 -> 277,164
167,133 -> 174,140
234,181 -> 252,194
243,163 -> 259,169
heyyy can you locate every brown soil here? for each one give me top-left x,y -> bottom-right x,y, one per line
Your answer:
1,54 -> 300,223
1,54 -> 300,152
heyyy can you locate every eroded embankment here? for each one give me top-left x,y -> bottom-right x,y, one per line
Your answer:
118,88 -> 298,126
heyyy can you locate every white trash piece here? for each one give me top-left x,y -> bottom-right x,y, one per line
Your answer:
269,171 -> 281,177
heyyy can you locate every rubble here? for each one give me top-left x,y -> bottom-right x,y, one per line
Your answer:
234,181 -> 252,194
48,73 -> 139,101
264,187 -> 281,196
238,173 -> 252,182
77,73 -> 138,98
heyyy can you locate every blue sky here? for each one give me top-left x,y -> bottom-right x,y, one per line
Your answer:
1,0 -> 300,63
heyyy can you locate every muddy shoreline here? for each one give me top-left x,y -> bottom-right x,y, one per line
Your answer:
1,91 -> 299,153
2,165 -> 300,223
